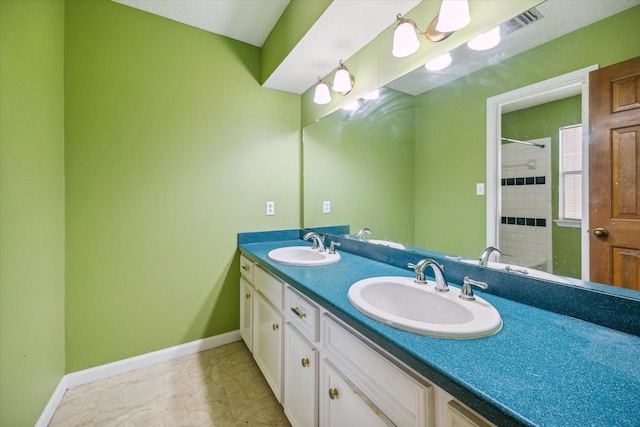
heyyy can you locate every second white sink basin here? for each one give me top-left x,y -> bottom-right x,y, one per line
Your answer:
268,246 -> 340,266
348,276 -> 502,339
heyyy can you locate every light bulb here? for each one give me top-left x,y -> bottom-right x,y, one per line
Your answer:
392,21 -> 420,57
314,81 -> 331,104
436,0 -> 470,32
425,52 -> 452,71
333,68 -> 352,93
467,26 -> 501,51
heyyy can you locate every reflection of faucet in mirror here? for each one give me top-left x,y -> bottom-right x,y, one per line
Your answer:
479,246 -> 501,266
355,228 -> 372,240
407,259 -> 449,292
303,232 -> 325,252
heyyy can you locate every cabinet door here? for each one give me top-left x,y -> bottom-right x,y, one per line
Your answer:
284,324 -> 318,427
253,291 -> 283,403
239,277 -> 254,352
320,359 -> 393,427
447,401 -> 494,427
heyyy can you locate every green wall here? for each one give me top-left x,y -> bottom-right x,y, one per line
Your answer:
502,96 -> 582,277
303,89 -> 415,244
64,0 -> 300,372
0,1 -> 66,426
262,0 -> 332,85
414,6 -> 640,259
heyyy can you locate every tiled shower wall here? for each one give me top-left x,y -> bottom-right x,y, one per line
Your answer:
500,138 -> 552,271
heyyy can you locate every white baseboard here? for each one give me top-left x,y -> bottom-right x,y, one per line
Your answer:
36,330 -> 241,427
35,376 -> 68,427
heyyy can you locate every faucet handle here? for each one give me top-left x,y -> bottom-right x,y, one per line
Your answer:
328,241 -> 341,254
459,276 -> 488,301
407,261 -> 427,283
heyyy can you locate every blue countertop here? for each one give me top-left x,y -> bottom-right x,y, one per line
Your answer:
239,238 -> 640,427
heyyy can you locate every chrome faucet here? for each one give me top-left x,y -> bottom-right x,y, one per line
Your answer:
479,246 -> 501,266
303,232 -> 325,252
459,276 -> 488,301
407,259 -> 449,292
355,228 -> 372,240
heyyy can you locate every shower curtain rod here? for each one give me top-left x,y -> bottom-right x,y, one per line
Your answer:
501,137 -> 545,148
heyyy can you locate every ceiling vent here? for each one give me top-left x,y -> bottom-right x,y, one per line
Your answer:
503,7 -> 544,34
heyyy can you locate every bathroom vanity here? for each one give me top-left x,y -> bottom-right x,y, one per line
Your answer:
238,229 -> 640,427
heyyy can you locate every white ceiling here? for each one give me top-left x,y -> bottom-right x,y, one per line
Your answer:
111,0 -> 639,96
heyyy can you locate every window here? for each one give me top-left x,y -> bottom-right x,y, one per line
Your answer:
558,124 -> 582,225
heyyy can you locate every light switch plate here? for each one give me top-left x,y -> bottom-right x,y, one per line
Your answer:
476,183 -> 485,195
266,201 -> 275,216
323,201 -> 331,213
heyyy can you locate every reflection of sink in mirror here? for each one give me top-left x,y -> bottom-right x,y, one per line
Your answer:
348,276 -> 502,339
367,239 -> 405,250
267,246 -> 340,266
460,260 -> 571,284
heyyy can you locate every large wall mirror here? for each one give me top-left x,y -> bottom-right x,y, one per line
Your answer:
302,1 -> 640,296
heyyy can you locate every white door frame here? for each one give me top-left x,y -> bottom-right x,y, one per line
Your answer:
486,65 -> 598,280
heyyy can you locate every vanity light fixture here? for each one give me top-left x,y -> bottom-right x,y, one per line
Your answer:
467,26 -> 501,50
313,60 -> 356,105
332,60 -> 355,94
392,13 -> 452,57
425,52 -> 452,71
313,78 -> 332,105
392,0 -> 470,58
436,0 -> 471,32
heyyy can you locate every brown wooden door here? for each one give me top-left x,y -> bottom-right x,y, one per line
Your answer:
589,56 -> 640,290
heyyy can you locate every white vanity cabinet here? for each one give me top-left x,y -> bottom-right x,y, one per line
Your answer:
252,265 -> 285,403
320,359 -> 393,427
239,255 -> 255,351
321,315 -> 433,427
239,277 -> 254,351
239,254 -> 497,427
284,286 -> 320,427
284,324 -> 318,427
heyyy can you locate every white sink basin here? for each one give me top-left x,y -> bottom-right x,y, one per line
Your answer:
460,260 -> 571,284
367,239 -> 406,250
268,246 -> 340,266
348,276 -> 502,339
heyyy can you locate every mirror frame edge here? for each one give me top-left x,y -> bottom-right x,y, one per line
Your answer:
485,64 -> 599,281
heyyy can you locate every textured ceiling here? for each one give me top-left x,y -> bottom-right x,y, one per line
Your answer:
112,0 -> 290,47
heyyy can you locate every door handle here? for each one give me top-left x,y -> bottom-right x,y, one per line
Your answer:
593,227 -> 609,238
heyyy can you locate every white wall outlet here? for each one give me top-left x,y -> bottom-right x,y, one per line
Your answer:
266,201 -> 275,216
323,201 -> 331,213
476,183 -> 485,196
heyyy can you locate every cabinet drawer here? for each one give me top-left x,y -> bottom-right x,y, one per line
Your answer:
322,315 -> 433,427
285,286 -> 319,343
240,254 -> 254,282
254,265 -> 284,310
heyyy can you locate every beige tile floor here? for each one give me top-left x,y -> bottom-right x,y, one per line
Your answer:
48,341 -> 291,427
